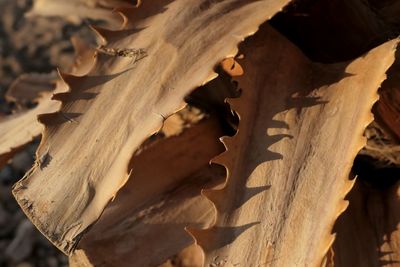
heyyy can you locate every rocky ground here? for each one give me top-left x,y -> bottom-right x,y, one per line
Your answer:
0,0 -> 92,266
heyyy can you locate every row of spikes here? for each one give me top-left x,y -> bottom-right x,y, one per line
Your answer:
24,2 -> 173,255
185,44 -> 367,267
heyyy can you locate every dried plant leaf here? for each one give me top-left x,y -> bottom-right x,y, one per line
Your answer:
5,72 -> 57,106
69,117 -> 224,266
27,0 -> 130,28
0,89 -> 57,168
13,0 -> 291,255
0,38 -> 95,169
329,181 -> 400,266
188,25 -> 398,267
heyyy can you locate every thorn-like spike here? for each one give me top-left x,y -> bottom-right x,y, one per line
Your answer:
90,25 -> 143,45
38,111 -> 81,126
202,188 -> 225,211
211,151 -> 229,166
113,6 -> 139,24
202,71 -> 219,86
336,199 -> 350,215
185,226 -> 219,254
112,8 -> 130,29
188,222 -> 260,254
114,1 -> 174,29
52,92 -> 98,102
185,226 -> 208,248
226,97 -> 241,110
89,25 -> 115,45
37,112 -> 58,125
343,176 -> 356,195
219,135 -> 236,149
365,112 -> 375,126
51,93 -> 67,102
56,69 -> 82,88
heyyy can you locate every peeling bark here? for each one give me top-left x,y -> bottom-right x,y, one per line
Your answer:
189,25 -> 398,266
13,0 -> 292,254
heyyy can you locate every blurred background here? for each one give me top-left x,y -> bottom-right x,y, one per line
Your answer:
0,0 -> 93,266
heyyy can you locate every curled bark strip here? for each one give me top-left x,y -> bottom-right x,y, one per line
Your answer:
188,25 -> 398,266
70,117 -> 224,267
13,0 -> 291,255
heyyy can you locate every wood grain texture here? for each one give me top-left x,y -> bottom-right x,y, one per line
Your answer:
13,0 -> 292,255
69,117 -> 224,267
189,25 -> 398,267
